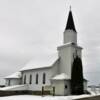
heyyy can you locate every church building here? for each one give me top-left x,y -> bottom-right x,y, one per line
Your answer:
4,8 -> 87,95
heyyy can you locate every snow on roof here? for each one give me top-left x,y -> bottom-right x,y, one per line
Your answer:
20,53 -> 59,71
51,73 -> 70,80
4,72 -> 22,79
57,42 -> 82,50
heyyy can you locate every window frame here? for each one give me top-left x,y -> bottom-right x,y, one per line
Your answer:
43,73 -> 46,84
8,80 -> 10,86
24,75 -> 26,84
36,74 -> 38,84
29,74 -> 32,84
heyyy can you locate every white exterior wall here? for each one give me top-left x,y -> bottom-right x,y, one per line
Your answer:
64,80 -> 71,95
21,66 -> 58,91
64,30 -> 77,44
58,45 -> 82,78
52,80 -> 71,95
51,60 -> 60,76
21,60 -> 59,91
5,79 -> 21,86
52,80 -> 65,95
58,46 -> 72,78
51,80 -> 71,95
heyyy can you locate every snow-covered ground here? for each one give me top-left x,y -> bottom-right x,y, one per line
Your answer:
0,94 -> 96,100
0,95 -> 71,100
0,88 -> 100,100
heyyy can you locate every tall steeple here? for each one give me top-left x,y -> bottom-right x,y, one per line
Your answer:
65,7 -> 76,32
63,7 -> 77,44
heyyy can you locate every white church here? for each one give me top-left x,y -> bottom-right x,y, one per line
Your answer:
3,8 -> 87,95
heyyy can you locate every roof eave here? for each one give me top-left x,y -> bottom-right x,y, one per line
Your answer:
20,58 -> 59,72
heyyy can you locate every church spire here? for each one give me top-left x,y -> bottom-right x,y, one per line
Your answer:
65,7 -> 76,32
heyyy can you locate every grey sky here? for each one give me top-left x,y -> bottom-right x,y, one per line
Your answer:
0,0 -> 100,85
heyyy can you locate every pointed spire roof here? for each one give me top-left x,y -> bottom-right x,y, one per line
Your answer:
65,7 -> 76,32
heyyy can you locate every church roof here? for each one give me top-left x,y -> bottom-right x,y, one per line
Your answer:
57,42 -> 83,50
51,73 -> 70,80
20,53 -> 58,71
4,72 -> 22,79
65,9 -> 76,32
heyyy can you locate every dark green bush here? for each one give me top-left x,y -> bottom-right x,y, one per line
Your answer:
71,56 -> 84,95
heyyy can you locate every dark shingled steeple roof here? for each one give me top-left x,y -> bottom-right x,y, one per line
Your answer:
65,9 -> 76,32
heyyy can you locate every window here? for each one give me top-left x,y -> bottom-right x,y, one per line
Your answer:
24,75 -> 26,84
36,74 -> 38,84
8,80 -> 10,86
65,85 -> 67,89
43,73 -> 46,84
29,74 -> 32,84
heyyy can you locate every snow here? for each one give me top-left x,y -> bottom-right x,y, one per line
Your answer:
87,87 -> 100,95
20,53 -> 59,71
58,42 -> 82,49
51,73 -> 70,80
72,95 -> 93,99
0,94 -> 97,100
4,72 -> 22,79
0,85 -> 27,91
0,95 -> 70,100
0,95 -> 82,100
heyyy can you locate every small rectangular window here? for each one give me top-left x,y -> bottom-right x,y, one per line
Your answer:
43,73 -> 46,84
8,80 -> 10,86
36,74 -> 38,84
29,75 -> 32,84
24,75 -> 26,84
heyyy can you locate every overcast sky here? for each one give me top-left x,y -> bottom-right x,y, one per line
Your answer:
0,0 -> 100,85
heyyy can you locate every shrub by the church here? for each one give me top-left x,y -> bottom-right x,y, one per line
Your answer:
71,56 -> 84,95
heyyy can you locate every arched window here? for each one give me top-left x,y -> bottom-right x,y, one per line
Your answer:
8,80 -> 10,86
29,74 -> 32,84
43,73 -> 46,84
36,74 -> 38,84
24,75 -> 26,84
